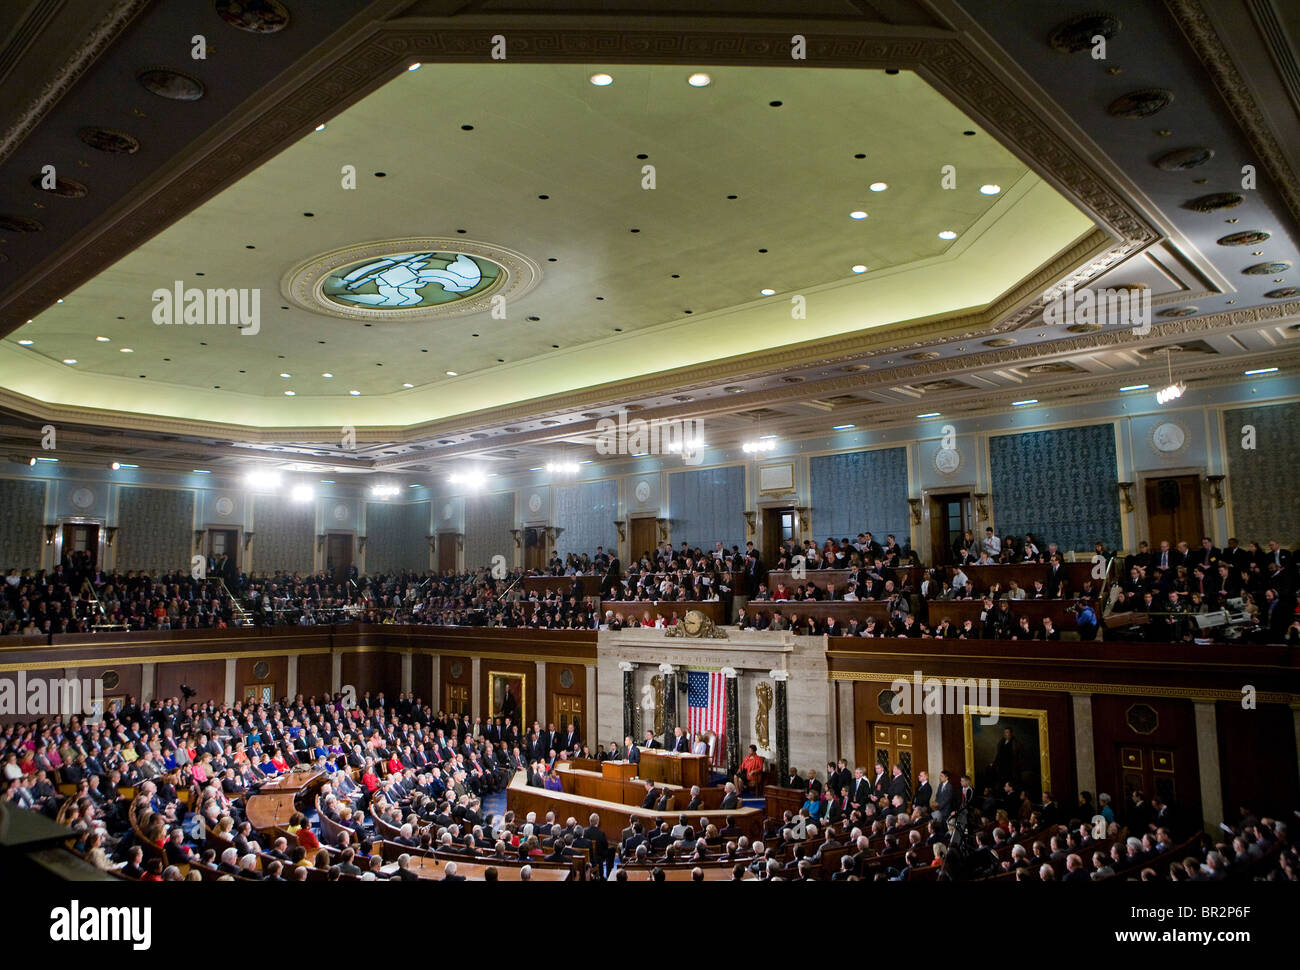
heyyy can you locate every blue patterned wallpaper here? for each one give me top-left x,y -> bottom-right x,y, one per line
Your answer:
1226,402 -> 1300,545
116,486 -> 195,572
0,479 -> 46,568
555,480 -> 618,558
809,447 -> 911,543
365,501 -> 429,573
252,495 -> 314,575
668,466 -> 745,549
989,424 -> 1121,552
464,491 -> 514,570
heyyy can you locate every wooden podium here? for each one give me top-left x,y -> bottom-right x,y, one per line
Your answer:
602,761 -> 638,782
639,750 -> 710,789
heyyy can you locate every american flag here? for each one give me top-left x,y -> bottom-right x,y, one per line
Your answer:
686,670 -> 726,766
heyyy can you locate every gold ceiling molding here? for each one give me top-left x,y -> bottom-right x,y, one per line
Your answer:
1163,0 -> 1300,230
0,0 -> 152,167
2,18 -> 1158,405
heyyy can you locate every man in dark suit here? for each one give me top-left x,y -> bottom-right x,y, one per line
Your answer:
441,861 -> 466,881
685,785 -> 703,810
720,782 -> 739,810
933,769 -> 955,822
670,727 -> 690,753
394,854 -> 421,881
583,812 -> 610,867
849,768 -> 872,812
885,764 -> 909,803
654,788 -> 670,812
623,735 -> 640,765
642,730 -> 661,750
869,762 -> 888,803
559,722 -> 580,754
912,770 -> 932,813
639,781 -> 659,808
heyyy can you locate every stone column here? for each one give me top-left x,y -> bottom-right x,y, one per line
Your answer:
1193,701 -> 1223,832
400,652 -> 412,694
1071,692 -> 1096,798
659,663 -> 677,746
925,710 -> 943,777
224,658 -> 237,708
721,666 -> 740,777
837,680 -> 855,765
286,654 -> 299,699
585,664 -> 597,746
771,669 -> 790,781
141,662 -> 156,705
619,662 -> 636,743
330,651 -> 342,694
430,658 -> 440,712
535,661 -> 547,731
471,657 -> 482,720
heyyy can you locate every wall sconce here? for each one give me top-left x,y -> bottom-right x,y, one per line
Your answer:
242,530 -> 255,551
358,536 -> 369,554
44,524 -> 57,545
194,529 -> 206,551
613,520 -> 626,542
655,518 -> 669,543
743,511 -> 756,538
907,498 -> 922,525
972,493 -> 989,520
428,534 -> 439,552
794,507 -> 810,533
1205,475 -> 1226,509
316,534 -> 327,553
1117,481 -> 1135,513
104,527 -> 117,548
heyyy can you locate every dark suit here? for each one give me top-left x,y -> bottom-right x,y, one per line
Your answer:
721,792 -> 739,810
913,781 -> 932,810
934,780 -> 955,819
640,787 -> 658,809
626,744 -> 640,765
671,734 -> 689,753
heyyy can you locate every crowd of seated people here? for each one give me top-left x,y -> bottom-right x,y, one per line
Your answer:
6,695 -> 1294,883
5,527 -> 1296,643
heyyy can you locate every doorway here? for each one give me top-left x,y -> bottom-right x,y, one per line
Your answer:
207,528 -> 239,572
762,507 -> 796,564
552,692 -> 584,740
444,683 -> 469,715
928,493 -> 972,566
60,523 -> 99,572
436,532 -> 458,574
629,517 -> 658,565
523,527 -> 546,572
862,722 -> 915,795
1118,744 -> 1177,815
1143,475 -> 1203,549
326,533 -> 353,577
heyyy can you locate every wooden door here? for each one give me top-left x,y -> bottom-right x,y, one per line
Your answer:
552,693 -> 584,738
763,508 -> 795,564
444,684 -> 469,715
437,533 -> 458,573
1143,475 -> 1203,549
1118,744 -> 1177,818
629,518 -> 658,565
929,494 -> 969,566
866,722 -> 915,796
326,534 -> 353,576
207,528 -> 239,570
61,523 -> 99,570
524,528 -> 546,572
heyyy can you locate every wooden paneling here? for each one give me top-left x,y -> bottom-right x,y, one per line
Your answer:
154,659 -> 224,707
234,655 -> 287,703
75,662 -> 142,706
411,652 -> 433,707
439,655 -> 472,716
852,681 -> 929,787
1092,694 -> 1199,829
1216,701 -> 1299,821
339,651 -> 400,699
297,653 -> 331,699
545,661 -> 587,738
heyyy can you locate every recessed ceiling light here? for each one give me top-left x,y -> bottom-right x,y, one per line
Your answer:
62,358 -> 77,364
402,382 -> 414,388
119,347 -> 133,353
56,298 -> 64,304
917,412 -> 941,418
446,370 -> 458,376
1244,367 -> 1278,375
760,288 -> 775,296
95,336 -> 110,342
1119,384 -> 1149,392
284,390 -> 296,396
279,372 -> 291,378
869,182 -> 888,192
193,469 -> 210,475
979,184 -> 1001,195
349,390 -> 360,396
314,123 -> 326,132
938,230 -> 958,239
589,73 -> 613,86
850,210 -> 868,220
851,264 -> 868,273
321,372 -> 333,378
407,62 -> 421,71
109,462 -> 120,470
18,339 -> 33,345
687,73 -> 711,87
1011,399 -> 1037,406
833,424 -> 855,430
